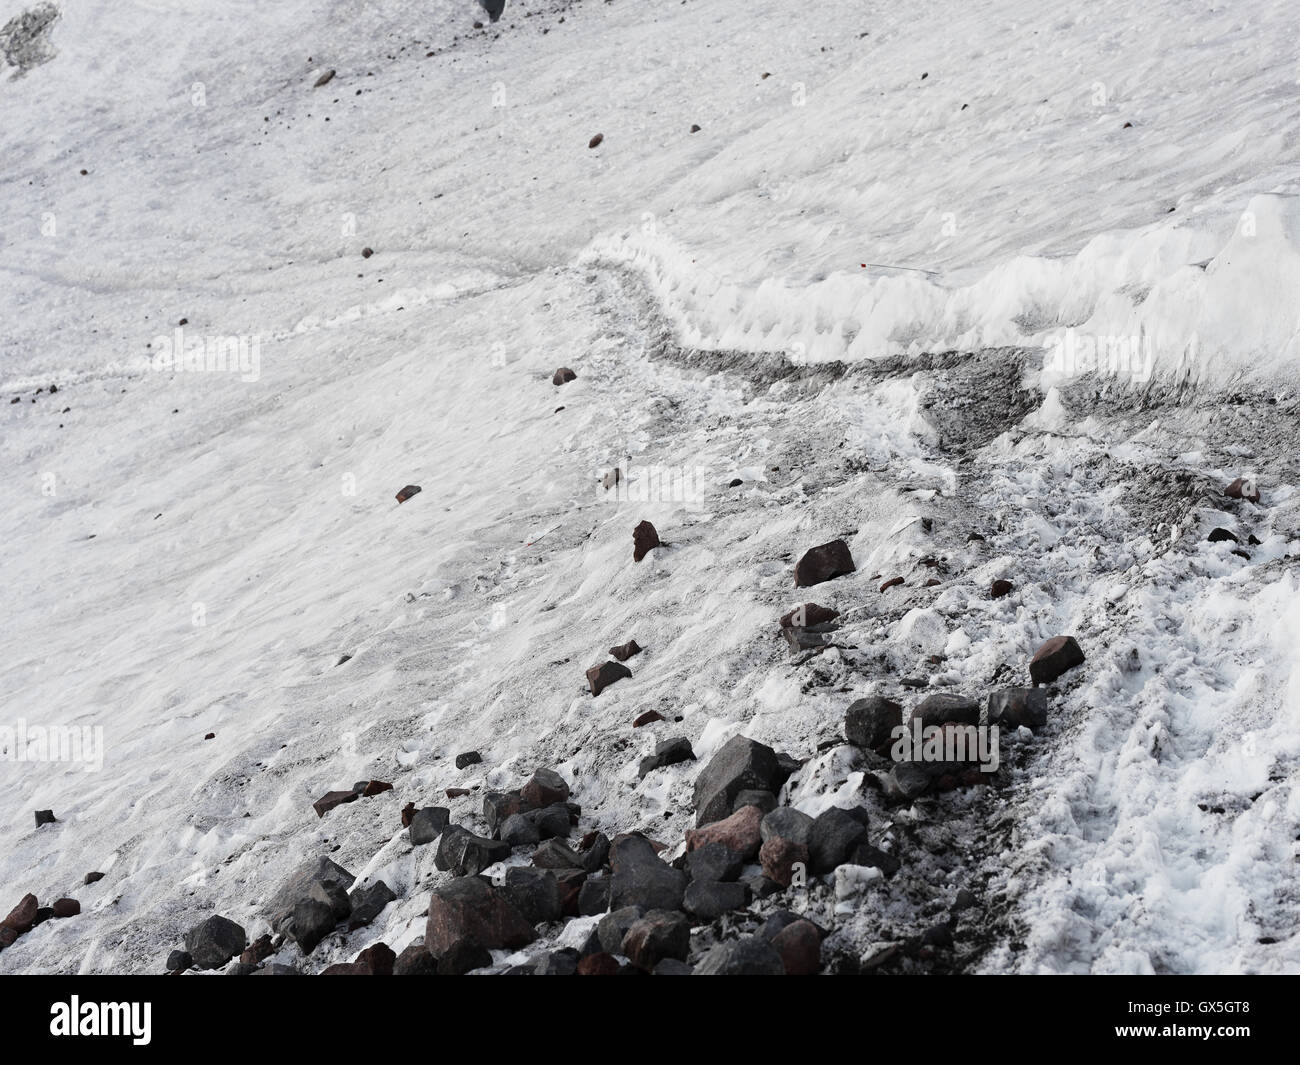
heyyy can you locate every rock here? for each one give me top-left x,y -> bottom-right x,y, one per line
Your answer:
578,877 -> 611,916
1207,526 -> 1239,543
83,872 -> 104,885
435,939 -> 495,976
577,952 -> 620,975
393,943 -> 438,975
588,133 -> 604,149
728,477 -> 744,488
500,812 -> 541,847
771,919 -> 822,975
844,695 -> 904,752
953,888 -> 978,912
580,831 -> 611,873
1225,477 -> 1260,502
759,837 -> 809,887
632,519 -> 660,562
602,468 -> 622,491
504,868 -> 562,925
51,898 -> 80,918
525,804 -> 572,840
34,809 -> 56,827
356,779 -> 392,797
395,484 -> 421,503
454,751 -> 482,769
438,829 -> 511,876
882,761 -> 932,801
654,957 -> 694,975
348,881 -> 397,929
446,787 -> 472,798
685,841 -> 745,883
184,915 -> 247,971
401,802 -> 416,827
409,806 -> 451,846
309,879 -> 352,921
685,804 -> 763,860
990,579 -> 1014,598
623,910 -> 691,969
226,962 -> 257,976
165,949 -> 192,972
313,68 -> 335,87
287,899 -> 337,955
552,367 -> 577,385
808,807 -> 869,874
482,790 -> 529,833
609,835 -> 687,911
268,857 -> 355,934
312,790 -> 358,818
692,735 -> 782,825
425,876 -> 536,962
610,639 -> 642,661
533,949 -> 580,976
532,839 -> 584,870
638,736 -> 696,778
241,934 -> 274,965
597,906 -> 645,952
587,660 -> 631,696
522,768 -> 570,807
733,789 -> 777,814
880,576 -> 905,592
362,247 -> 374,259
0,927 -> 16,950
633,709 -> 664,728
783,627 -> 827,652
911,692 -> 980,727
1029,635 -> 1085,685
693,936 -> 785,975
683,880 -> 748,921
794,539 -> 855,587
988,687 -> 1048,729
760,806 -> 814,845
779,603 -> 840,629
2,894 -> 38,934
479,0 -> 506,23
33,908 -> 53,928
352,942 -> 396,975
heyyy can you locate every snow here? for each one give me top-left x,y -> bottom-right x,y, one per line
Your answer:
1,0 -> 1299,975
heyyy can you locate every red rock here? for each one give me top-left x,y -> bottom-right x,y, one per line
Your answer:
425,877 -> 536,959
779,603 -> 839,629
632,520 -> 660,562
204,732 -> 215,740
879,576 -> 904,592
587,660 -> 631,696
0,926 -> 18,949
759,837 -> 809,887
610,639 -> 642,661
771,918 -> 822,975
577,951 -> 620,975
241,934 -> 273,965
360,780 -> 393,797
51,898 -> 80,918
991,579 -> 1013,598
794,539 -> 855,588
588,133 -> 604,149
313,790 -> 358,818
445,787 -> 472,799
552,367 -> 577,385
633,710 -> 663,728
401,802 -> 416,827
84,872 -> 104,885
925,578 -> 941,587
2,894 -> 39,934
395,484 -> 422,503
1225,477 -> 1260,503
521,768 -> 570,808
1029,635 -> 1085,685
685,805 -> 763,860
361,247 -> 374,259
354,942 -> 396,975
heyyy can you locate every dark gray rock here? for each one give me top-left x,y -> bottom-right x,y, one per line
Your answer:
759,806 -> 814,845
436,828 -> 510,876
348,880 -> 396,928
882,761 -> 931,801
794,538 -> 856,588
309,878 -> 352,921
653,957 -> 694,975
578,877 -> 610,916
683,880 -> 748,921
454,751 -> 482,769
251,963 -> 299,976
844,695 -> 904,751
267,857 -> 355,934
533,948 -> 580,975
165,949 -> 192,972
504,867 -> 562,925
597,905 -> 646,953
482,790 -> 530,833
287,899 -> 337,955
525,803 -> 572,840
732,789 -> 778,814
34,809 -> 56,827
609,835 -> 687,911
409,806 -> 451,845
684,841 -> 744,883
639,736 -> 695,778
522,768 -> 571,807
988,687 -> 1048,729
225,961 -> 257,976
1029,635 -> 1085,685
847,841 -> 901,875
581,832 -> 611,873
808,807 -> 869,874
184,915 -> 247,971
746,875 -> 785,900
911,693 -> 980,727
500,812 -> 541,848
532,839 -> 584,870
623,910 -> 691,970
693,735 -> 782,825
393,943 -> 438,975
693,935 -> 785,975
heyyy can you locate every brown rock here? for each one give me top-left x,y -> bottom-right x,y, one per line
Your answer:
354,942 -> 396,975
587,660 -> 632,696
445,787 -> 472,799
313,790 -> 358,818
241,934 -> 273,965
779,603 -> 840,629
1029,635 -> 1085,685
552,367 -> 577,385
794,539 -> 856,587
588,133 -> 604,149
314,69 -> 336,88
401,801 -> 416,827
360,780 -> 393,797
424,877 -> 536,960
632,520 -> 660,562
610,639 -> 642,661
51,898 -> 80,919
759,837 -> 808,887
1225,477 -> 1260,503
879,576 -> 904,592
577,951 -> 620,975
84,872 -> 104,885
685,805 -> 763,860
521,768 -> 570,808
990,579 -> 1013,599
395,484 -> 421,503
771,918 -> 822,975
633,710 -> 664,728
3,894 -> 39,934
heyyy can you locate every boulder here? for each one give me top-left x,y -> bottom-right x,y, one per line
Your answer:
393,943 -> 438,975
454,751 -> 482,769
623,910 -> 691,970
587,660 -> 632,696
693,936 -> 785,975
552,367 -> 577,385
683,880 -> 748,922
779,603 -> 840,630
988,687 -> 1048,729
500,812 -> 541,848
771,919 -> 822,975
184,915 -> 247,971
597,906 -> 646,953
808,807 -> 869,874
844,696 -> 904,752
794,539 -> 856,588
409,806 -> 451,845
424,876 -> 536,961
911,693 -> 980,727
732,789 -> 777,814
759,837 -> 808,887
1029,636 -> 1085,685
437,829 -> 511,876
692,735 -> 783,825
609,835 -> 687,912
2,894 -> 38,935
685,805 -> 763,860
267,857 -> 355,934
684,841 -> 744,883
632,520 -> 660,562
531,839 -> 584,871
639,736 -> 695,778
504,867 -> 563,925
760,806 -> 814,845
610,640 -> 642,661
287,900 -> 336,955
521,768 -> 570,808
348,881 -> 396,929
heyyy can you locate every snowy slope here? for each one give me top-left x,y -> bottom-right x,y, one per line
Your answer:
1,0 -> 1299,974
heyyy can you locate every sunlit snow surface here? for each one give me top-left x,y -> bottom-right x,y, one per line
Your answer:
1,0 -> 1298,974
